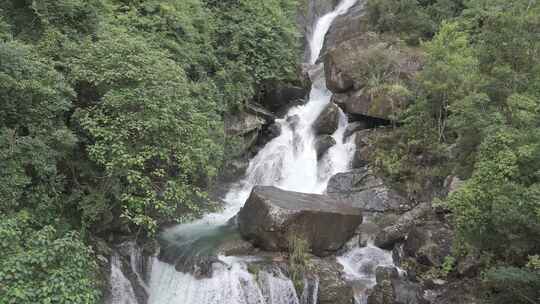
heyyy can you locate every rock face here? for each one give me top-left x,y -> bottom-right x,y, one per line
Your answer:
261,84 -> 307,113
311,258 -> 354,304
327,167 -> 409,212
315,135 -> 336,158
403,220 -> 454,267
313,102 -> 340,135
323,1 -> 367,54
322,10 -> 424,121
367,266 -> 426,304
238,186 -> 362,256
374,203 -> 431,250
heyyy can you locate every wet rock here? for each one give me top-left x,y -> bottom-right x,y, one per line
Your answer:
313,102 -> 340,135
261,83 -> 308,113
238,186 -> 362,257
297,0 -> 340,62
287,115 -> 301,130
311,258 -> 354,304
403,220 -> 454,267
327,167 -> 409,213
367,266 -> 426,304
315,135 -> 337,158
257,122 -> 282,148
374,203 -> 431,250
344,121 -> 370,138
221,158 -> 249,182
323,1 -> 367,53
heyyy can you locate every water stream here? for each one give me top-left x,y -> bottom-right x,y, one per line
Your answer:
109,1 -> 396,303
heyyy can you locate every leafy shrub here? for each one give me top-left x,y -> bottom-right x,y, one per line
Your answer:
0,212 -> 100,304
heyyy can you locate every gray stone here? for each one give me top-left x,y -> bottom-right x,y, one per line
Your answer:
238,186 -> 362,257
311,258 -> 354,304
374,203 -> 431,250
313,102 -> 340,135
403,220 -> 454,267
315,135 -> 337,158
327,167 -> 409,213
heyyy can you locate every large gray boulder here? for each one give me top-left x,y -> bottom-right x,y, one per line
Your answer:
327,167 -> 410,213
313,102 -> 340,135
238,186 -> 362,257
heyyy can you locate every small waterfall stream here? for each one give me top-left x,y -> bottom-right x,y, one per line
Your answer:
109,1 -> 397,303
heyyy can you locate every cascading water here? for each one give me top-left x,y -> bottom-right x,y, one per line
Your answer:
109,1 -> 385,303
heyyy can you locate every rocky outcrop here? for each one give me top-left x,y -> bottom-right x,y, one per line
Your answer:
327,167 -> 410,213
373,203 -> 431,250
313,102 -> 340,135
315,135 -> 336,158
322,3 -> 424,122
323,1 -> 367,54
367,266 -> 427,304
238,186 -> 362,256
403,220 -> 454,268
261,83 -> 307,114
297,0 -> 340,62
311,258 -> 354,304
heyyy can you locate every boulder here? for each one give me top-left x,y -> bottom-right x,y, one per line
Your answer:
311,258 -> 354,304
403,220 -> 454,267
327,167 -> 410,213
313,102 -> 340,135
257,122 -> 282,148
344,121 -> 370,138
225,111 -> 265,137
238,186 -> 362,256
332,90 -> 401,121
374,203 -> 431,250
261,84 -> 307,113
315,135 -> 336,158
324,34 -> 423,120
221,158 -> 249,182
323,1 -> 368,53
367,266 -> 426,304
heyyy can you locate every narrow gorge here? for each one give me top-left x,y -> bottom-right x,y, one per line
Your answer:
106,1 -> 428,304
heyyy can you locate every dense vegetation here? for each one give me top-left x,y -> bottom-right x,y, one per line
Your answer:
367,0 -> 540,302
0,0 -> 299,302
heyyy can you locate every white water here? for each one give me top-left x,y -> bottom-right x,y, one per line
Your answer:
110,1 -> 365,303
110,253 -> 139,304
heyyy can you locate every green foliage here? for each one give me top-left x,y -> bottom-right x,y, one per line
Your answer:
372,1 -> 540,302
0,40 -> 75,218
0,212 -> 100,304
0,0 -> 301,301
366,0 -> 464,45
483,266 -> 540,304
288,233 -> 312,293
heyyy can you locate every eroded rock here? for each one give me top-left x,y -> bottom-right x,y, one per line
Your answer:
327,167 -> 410,213
238,186 -> 362,256
313,102 -> 340,135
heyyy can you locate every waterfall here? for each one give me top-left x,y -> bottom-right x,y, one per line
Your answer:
110,1 -> 365,303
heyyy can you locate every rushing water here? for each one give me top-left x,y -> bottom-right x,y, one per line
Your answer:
108,1 -> 395,303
